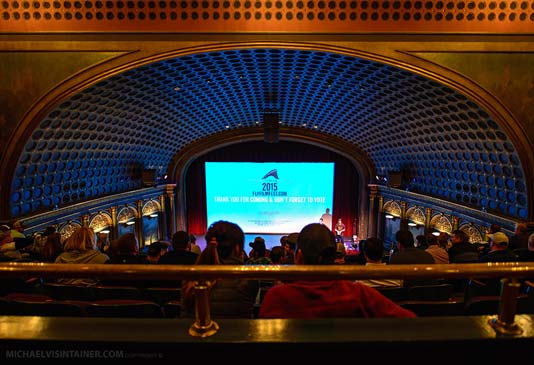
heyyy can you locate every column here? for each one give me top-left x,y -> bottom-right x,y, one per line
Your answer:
166,184 -> 177,236
424,207 -> 432,236
452,216 -> 460,231
136,200 -> 145,248
158,194 -> 168,240
400,201 -> 408,231
110,206 -> 118,241
376,195 -> 384,240
81,214 -> 89,227
367,184 -> 378,237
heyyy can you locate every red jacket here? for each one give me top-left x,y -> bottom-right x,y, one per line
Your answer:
259,280 -> 416,318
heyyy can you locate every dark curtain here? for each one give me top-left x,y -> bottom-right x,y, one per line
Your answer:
185,141 -> 359,237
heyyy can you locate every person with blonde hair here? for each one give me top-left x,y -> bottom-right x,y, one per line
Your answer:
54,226 -> 109,286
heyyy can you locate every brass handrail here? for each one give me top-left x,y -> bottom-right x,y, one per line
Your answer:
1,261 -> 533,337
1,262 -> 534,280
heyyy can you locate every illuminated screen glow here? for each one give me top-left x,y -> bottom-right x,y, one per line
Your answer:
205,162 -> 334,234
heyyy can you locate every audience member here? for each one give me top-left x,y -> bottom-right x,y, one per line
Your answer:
516,233 -> 534,262
281,233 -> 297,264
182,220 -> 258,318
246,237 -> 273,265
466,232 -> 519,300
358,237 -> 402,288
146,241 -> 165,264
447,229 -> 479,263
415,234 -> 428,249
425,234 -> 449,264
158,230 -> 198,265
54,226 -> 109,286
40,232 -> 63,262
269,246 -> 284,264
509,223 -> 530,251
389,230 -> 435,287
437,232 -> 450,250
189,234 -> 202,255
107,233 -> 147,264
96,232 -> 110,254
259,223 -> 415,319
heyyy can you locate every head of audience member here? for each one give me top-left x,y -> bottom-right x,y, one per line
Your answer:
488,232 -> 509,251
147,241 -> 164,262
528,233 -> 534,252
489,223 -> 501,234
335,241 -> 346,258
195,236 -> 221,265
426,234 -> 438,246
12,220 -> 24,233
63,226 -> 96,252
451,229 -> 469,245
269,246 -> 284,264
41,232 -> 63,262
189,234 -> 197,245
415,234 -> 426,248
0,225 -> 10,240
515,223 -> 528,235
43,226 -> 56,236
296,223 -> 336,265
171,230 -> 190,252
115,233 -> 139,255
249,236 -> 267,257
160,240 -> 171,254
96,232 -> 110,252
280,235 -> 288,246
395,230 -> 415,249
286,233 -> 298,251
437,232 -> 450,248
204,220 -> 245,260
361,237 -> 384,263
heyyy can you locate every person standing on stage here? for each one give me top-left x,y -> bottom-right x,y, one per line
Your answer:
334,218 -> 345,243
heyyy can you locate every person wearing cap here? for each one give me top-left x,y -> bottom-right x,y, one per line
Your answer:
479,232 -> 517,263
259,223 -> 416,319
466,231 -> 518,300
246,237 -> 272,265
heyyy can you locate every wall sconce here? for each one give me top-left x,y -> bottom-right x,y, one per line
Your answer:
408,222 -> 417,227
385,214 -> 394,219
125,221 -> 135,226
149,213 -> 158,218
431,231 -> 440,236
100,230 -> 110,234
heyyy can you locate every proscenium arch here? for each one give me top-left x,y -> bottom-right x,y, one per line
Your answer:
2,41 -> 531,221
169,126 -> 374,238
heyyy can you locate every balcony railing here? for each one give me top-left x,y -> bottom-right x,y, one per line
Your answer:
1,262 -> 533,337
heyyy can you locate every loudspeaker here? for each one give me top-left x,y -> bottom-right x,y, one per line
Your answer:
263,113 -> 279,143
388,171 -> 402,188
142,169 -> 156,187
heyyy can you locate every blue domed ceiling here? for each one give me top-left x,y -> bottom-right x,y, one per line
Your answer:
10,48 -> 527,219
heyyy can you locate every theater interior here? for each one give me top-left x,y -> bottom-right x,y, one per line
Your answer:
1,0 -> 534,358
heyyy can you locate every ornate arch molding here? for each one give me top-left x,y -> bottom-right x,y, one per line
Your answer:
406,206 -> 426,225
142,199 -> 161,216
430,213 -> 453,235
89,211 -> 113,233
2,41 -> 530,220
383,201 -> 402,218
